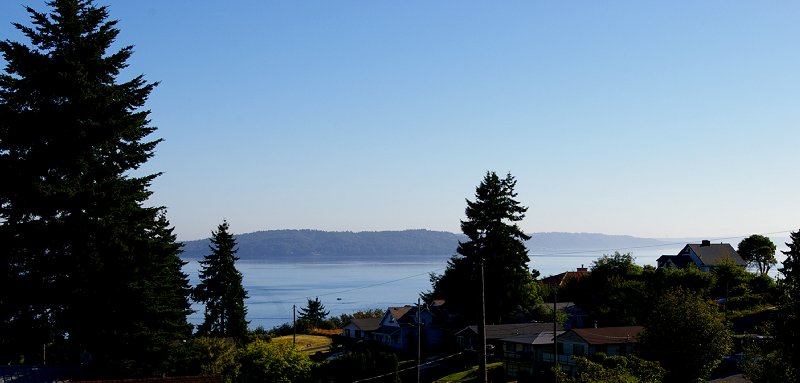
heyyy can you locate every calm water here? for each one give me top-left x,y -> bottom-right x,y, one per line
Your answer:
182,250 -> 669,330
183,240 -> 787,330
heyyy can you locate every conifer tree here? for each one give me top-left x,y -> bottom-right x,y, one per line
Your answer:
193,220 -> 249,341
298,297 -> 330,326
0,0 -> 191,376
430,171 -> 541,324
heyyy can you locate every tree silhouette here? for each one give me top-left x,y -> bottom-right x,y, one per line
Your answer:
430,171 -> 541,324
298,297 -> 329,326
0,0 -> 191,375
193,220 -> 249,342
737,234 -> 777,275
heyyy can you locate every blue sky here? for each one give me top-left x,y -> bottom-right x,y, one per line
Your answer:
2,1 -> 799,241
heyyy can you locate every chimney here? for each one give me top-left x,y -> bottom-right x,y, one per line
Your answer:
701,240 -> 711,246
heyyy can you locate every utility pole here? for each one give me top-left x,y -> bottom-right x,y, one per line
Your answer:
478,258 -> 488,383
417,298 -> 421,383
554,287 -> 558,383
293,304 -> 296,347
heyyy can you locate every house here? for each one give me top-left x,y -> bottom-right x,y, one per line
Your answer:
500,330 -> 564,380
370,303 -> 446,353
543,326 -> 643,375
341,317 -> 381,341
455,322 -> 557,355
657,240 -> 746,272
540,266 -> 589,287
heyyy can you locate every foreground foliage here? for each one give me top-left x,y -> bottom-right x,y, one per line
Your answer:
554,355 -> 666,383
638,288 -> 732,383
741,229 -> 800,382
239,339 -> 313,383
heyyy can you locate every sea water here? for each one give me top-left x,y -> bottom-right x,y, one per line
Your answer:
182,248 -> 680,330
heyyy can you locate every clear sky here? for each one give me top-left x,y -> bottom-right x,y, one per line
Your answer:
2,1 -> 798,241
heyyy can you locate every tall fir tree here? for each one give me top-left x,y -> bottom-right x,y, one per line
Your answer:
430,171 -> 541,324
193,220 -> 249,341
0,0 -> 192,376
298,297 -> 330,326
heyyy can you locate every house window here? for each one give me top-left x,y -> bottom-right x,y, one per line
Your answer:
573,344 -> 586,356
344,329 -> 351,337
355,330 -> 362,338
505,343 -> 515,352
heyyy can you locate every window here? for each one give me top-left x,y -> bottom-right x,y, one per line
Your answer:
573,344 -> 586,356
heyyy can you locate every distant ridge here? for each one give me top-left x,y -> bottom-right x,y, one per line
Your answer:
180,229 -> 672,261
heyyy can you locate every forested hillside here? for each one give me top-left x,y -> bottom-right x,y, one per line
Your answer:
180,230 -> 671,261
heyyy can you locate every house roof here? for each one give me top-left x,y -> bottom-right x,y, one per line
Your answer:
388,306 -> 414,321
456,323 -> 557,340
687,242 -> 746,267
540,268 -> 589,287
500,330 -> 565,346
565,326 -> 643,345
346,317 -> 381,332
656,254 -> 694,268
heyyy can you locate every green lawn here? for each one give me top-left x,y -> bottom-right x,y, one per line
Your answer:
432,362 -> 504,382
272,334 -> 332,354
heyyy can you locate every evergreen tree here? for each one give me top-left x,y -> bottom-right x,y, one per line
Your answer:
298,297 -> 329,326
430,172 -> 541,324
193,220 -> 249,341
0,0 -> 191,376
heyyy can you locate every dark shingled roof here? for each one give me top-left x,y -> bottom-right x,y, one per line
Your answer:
568,326 -> 643,345
346,317 -> 381,332
457,323 -> 557,340
688,243 -> 746,267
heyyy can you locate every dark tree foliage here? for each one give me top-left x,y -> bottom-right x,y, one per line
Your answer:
192,220 -> 249,341
298,297 -> 330,326
738,234 -> 777,275
743,230 -> 800,382
554,355 -> 666,383
571,252 -> 648,327
429,172 -> 540,324
638,288 -> 732,383
0,0 -> 192,376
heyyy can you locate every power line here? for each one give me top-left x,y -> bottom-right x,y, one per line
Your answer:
351,352 -> 464,383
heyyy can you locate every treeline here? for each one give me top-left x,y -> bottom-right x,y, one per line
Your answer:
181,229 -> 466,260
180,229 -> 673,261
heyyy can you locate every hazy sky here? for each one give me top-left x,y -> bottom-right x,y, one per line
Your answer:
2,1 -> 798,241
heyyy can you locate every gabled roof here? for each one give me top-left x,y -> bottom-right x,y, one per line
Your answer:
656,254 -> 694,268
345,317 -> 381,332
540,268 -> 589,287
565,326 -> 643,345
456,323 -> 556,340
500,330 -> 565,346
686,242 -> 745,267
388,306 -> 414,321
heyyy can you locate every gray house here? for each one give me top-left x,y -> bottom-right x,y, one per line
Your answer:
657,240 -> 746,272
342,317 -> 381,341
